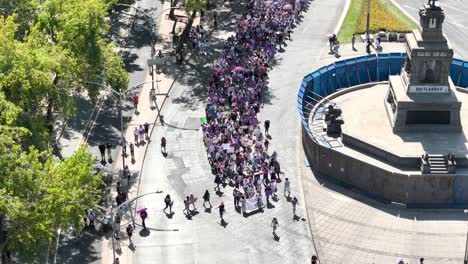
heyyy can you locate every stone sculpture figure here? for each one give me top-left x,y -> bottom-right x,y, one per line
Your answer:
427,0 -> 437,8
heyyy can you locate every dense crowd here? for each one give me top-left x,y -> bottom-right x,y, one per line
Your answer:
201,0 -> 308,210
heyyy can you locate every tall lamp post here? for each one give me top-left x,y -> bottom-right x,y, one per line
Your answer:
366,0 -> 371,42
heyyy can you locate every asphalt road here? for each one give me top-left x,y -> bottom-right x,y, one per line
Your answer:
393,0 -> 468,60
130,0 -> 347,263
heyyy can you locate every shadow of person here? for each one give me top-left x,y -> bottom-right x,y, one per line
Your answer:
128,243 -> 136,252
219,219 -> 228,228
267,202 -> 275,209
100,159 -> 107,165
185,212 -> 193,220
215,190 -> 224,197
204,207 -> 212,214
266,134 -> 272,140
293,215 -> 301,222
162,151 -> 168,158
273,233 -> 280,242
108,158 -> 113,164
139,228 -> 150,237
165,211 -> 175,219
190,210 -> 199,217
131,157 -> 136,164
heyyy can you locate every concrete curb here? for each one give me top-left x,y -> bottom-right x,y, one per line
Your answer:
334,0 -> 351,35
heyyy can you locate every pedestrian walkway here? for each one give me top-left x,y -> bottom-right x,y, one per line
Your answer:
99,1 -> 253,263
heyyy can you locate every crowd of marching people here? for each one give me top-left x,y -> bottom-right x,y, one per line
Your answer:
201,0 -> 308,214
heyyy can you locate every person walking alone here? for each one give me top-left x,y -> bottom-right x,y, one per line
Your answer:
203,190 -> 212,208
292,197 -> 299,217
134,127 -> 139,144
144,122 -> 150,139
106,143 -> 112,161
138,125 -> 145,143
271,217 -> 279,237
164,194 -> 173,214
284,178 -> 291,197
133,95 -> 139,112
130,143 -> 135,159
264,120 -> 270,136
126,224 -> 133,245
233,188 -> 241,208
189,193 -> 198,211
183,196 -> 191,216
161,137 -> 167,154
351,34 -> 356,51
218,201 -> 226,222
114,230 -> 121,250
139,209 -> 148,229
98,144 -> 106,162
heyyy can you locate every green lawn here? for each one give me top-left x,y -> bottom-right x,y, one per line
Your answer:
338,0 -> 417,43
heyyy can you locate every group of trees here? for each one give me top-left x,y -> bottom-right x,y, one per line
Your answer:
0,0 -> 128,261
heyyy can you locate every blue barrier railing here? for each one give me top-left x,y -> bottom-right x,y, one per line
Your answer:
298,53 -> 468,141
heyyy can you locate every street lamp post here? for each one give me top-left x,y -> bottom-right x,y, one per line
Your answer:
366,0 -> 371,41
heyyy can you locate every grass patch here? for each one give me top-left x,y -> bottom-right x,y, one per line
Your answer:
337,0 -> 418,43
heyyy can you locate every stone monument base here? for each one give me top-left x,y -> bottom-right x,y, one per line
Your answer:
385,75 -> 462,132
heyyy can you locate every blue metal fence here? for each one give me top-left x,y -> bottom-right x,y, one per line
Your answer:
298,53 -> 468,137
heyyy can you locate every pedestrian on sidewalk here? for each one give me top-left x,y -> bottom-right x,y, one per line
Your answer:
420,257 -> 424,264
284,178 -> 291,197
88,209 -> 96,226
106,143 -> 112,161
311,255 -> 318,264
161,137 -> 167,154
134,127 -> 139,144
183,196 -> 191,216
114,257 -> 120,264
351,34 -> 356,51
144,122 -> 150,139
217,201 -> 225,222
130,143 -> 135,158
139,209 -> 148,229
233,188 -> 240,208
138,125 -> 145,143
114,230 -> 121,250
164,194 -> 173,213
214,174 -> 222,191
189,193 -> 198,211
273,160 -> 281,181
271,217 -> 279,237
150,89 -> 157,108
126,224 -> 133,245
121,138 -> 127,157
203,190 -> 212,208
213,12 -> 218,29
98,144 -> 106,161
292,196 -> 299,217
133,95 -> 139,111
264,120 -> 270,136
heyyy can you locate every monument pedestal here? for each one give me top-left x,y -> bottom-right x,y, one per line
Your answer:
385,2 -> 462,133
386,75 -> 462,132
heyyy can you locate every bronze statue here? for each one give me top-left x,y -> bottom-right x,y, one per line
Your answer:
427,0 -> 437,8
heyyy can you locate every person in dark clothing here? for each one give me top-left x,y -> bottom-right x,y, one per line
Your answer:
203,190 -> 212,207
164,194 -> 173,213
98,144 -> 106,161
218,202 -> 225,221
106,143 -> 112,161
264,120 -> 270,136
126,224 -> 133,245
139,209 -> 148,229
